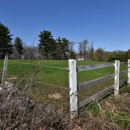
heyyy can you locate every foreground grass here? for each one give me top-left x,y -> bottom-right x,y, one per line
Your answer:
78,84 -> 130,130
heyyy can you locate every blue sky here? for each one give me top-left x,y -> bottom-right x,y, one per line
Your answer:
0,0 -> 130,52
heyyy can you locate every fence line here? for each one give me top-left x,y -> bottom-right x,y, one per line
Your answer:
77,62 -> 114,72
6,60 -> 69,71
79,79 -> 126,109
120,62 -> 128,66
69,59 -> 130,119
1,59 -> 69,91
43,65 -> 69,71
34,81 -> 70,90
1,58 -> 129,119
78,73 -> 114,90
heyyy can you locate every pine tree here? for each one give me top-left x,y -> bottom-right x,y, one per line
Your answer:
38,30 -> 56,59
14,37 -> 23,54
0,22 -> 13,58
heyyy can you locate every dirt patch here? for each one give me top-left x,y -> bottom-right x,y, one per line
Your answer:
48,93 -> 62,99
6,76 -> 17,81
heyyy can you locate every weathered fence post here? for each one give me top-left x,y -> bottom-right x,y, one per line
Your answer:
69,59 -> 78,119
1,55 -> 8,87
128,59 -> 130,85
114,60 -> 120,96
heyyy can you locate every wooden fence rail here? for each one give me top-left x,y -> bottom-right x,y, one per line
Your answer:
69,59 -> 130,119
78,74 -> 114,90
77,63 -> 114,72
79,79 -> 126,109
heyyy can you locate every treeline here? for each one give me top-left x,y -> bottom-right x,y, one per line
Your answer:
38,31 -> 75,60
93,48 -> 130,62
77,41 -> 130,62
0,22 -> 75,60
0,22 -> 130,61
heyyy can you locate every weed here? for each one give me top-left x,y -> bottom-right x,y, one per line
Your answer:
87,101 -> 100,116
113,97 -> 122,104
115,111 -> 130,129
120,85 -> 130,93
105,109 -> 114,118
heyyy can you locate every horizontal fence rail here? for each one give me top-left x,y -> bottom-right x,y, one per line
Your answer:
78,74 -> 114,90
79,85 -> 114,108
79,79 -> 127,109
77,63 -> 114,72
120,62 -> 127,66
43,65 -> 69,71
69,59 -> 130,119
119,70 -> 127,75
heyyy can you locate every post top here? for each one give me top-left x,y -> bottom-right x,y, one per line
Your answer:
69,59 -> 76,61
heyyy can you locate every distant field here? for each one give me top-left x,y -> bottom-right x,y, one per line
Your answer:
0,59 -> 106,82
0,59 -> 127,84
0,59 -> 128,109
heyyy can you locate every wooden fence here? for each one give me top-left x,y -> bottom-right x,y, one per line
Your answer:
1,55 -> 8,87
69,59 -> 130,119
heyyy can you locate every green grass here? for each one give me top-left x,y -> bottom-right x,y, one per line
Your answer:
0,59 -> 107,84
0,59 -> 128,108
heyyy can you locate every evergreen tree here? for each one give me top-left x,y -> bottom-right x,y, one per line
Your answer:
61,38 -> 69,60
38,31 -> 56,59
55,37 -> 70,60
14,37 -> 23,54
55,37 -> 64,59
68,41 -> 76,59
124,49 -> 130,61
0,22 -> 13,58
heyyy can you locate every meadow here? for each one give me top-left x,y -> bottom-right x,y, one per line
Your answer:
0,59 -> 128,110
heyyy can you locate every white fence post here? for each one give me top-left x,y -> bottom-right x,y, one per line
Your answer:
2,55 -> 8,87
69,59 -> 78,119
114,60 -> 120,96
128,59 -> 130,85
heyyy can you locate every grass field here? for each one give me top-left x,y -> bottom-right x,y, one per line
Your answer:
0,59 -> 129,129
0,59 -> 128,111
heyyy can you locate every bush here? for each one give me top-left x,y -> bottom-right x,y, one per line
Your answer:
0,82 -> 69,130
107,51 -> 126,62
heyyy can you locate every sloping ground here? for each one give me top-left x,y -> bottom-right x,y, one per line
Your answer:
69,85 -> 130,130
0,81 -> 130,130
0,82 -> 70,130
